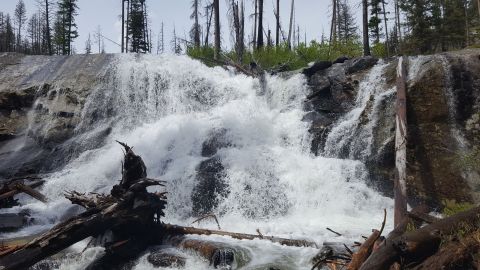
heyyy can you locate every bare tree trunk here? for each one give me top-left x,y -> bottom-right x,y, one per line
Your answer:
194,0 -> 201,48
394,57 -> 407,227
257,0 -> 264,48
213,0 -> 220,60
382,0 -> 389,57
329,0 -> 337,45
362,0 -> 371,56
126,0 -> 130,52
240,0 -> 245,61
253,0 -> 257,50
465,0 -> 469,47
275,0 -> 280,46
121,0 -> 125,53
45,0 -> 52,55
287,0 -> 294,49
205,5 -> 212,46
478,0 -> 480,18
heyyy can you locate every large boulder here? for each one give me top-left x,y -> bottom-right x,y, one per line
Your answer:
191,156 -> 229,215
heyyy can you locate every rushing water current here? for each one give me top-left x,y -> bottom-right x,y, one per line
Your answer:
1,54 -> 393,269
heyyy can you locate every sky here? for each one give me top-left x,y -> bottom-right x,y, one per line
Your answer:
0,0 -> 382,54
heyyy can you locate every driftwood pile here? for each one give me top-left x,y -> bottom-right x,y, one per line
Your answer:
0,142 -> 314,270
312,205 -> 480,270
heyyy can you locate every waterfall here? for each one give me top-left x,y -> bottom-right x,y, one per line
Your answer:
1,54 -> 393,269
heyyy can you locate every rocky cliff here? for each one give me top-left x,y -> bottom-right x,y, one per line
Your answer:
303,49 -> 480,209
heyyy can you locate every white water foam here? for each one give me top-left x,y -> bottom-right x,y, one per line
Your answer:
2,54 -> 393,269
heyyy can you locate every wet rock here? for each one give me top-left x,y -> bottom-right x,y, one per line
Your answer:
191,156 -> 229,215
29,259 -> 61,270
333,56 -> 349,64
346,56 -> 378,74
147,250 -> 186,268
212,248 -> 235,269
302,61 -> 332,77
307,112 -> 335,155
0,213 -> 32,232
201,129 -> 231,157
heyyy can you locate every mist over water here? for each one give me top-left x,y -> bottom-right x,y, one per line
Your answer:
1,54 -> 393,269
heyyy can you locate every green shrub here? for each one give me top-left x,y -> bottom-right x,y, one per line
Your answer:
186,40 -> 363,71
442,199 -> 474,217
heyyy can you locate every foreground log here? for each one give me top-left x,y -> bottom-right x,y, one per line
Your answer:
412,231 -> 480,270
0,142 -> 167,270
359,205 -> 480,270
347,230 -> 380,270
0,177 -> 45,208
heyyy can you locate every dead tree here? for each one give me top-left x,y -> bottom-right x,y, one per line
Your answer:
362,0 -> 371,56
0,142 -> 167,270
213,0 -> 220,59
394,57 -> 407,226
275,0 -> 280,46
256,0 -> 264,48
287,0 -> 295,49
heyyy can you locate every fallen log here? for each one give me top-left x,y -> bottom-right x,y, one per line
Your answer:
346,209 -> 386,270
359,205 -> 480,270
0,142 -> 167,270
412,231 -> 480,270
347,230 -> 380,270
162,223 -> 319,248
0,179 -> 45,208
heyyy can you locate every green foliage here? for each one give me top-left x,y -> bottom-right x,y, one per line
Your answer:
371,42 -> 387,58
187,40 -> 363,71
442,199 -> 474,217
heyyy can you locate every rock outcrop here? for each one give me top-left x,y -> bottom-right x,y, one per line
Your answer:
304,50 -> 480,208
0,53 -> 113,178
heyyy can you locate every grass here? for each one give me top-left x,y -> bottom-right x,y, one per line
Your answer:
187,40 -> 366,71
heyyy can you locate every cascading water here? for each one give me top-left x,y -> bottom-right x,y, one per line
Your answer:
1,54 -> 393,269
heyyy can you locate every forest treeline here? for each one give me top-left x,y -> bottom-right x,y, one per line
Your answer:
0,0 -> 479,69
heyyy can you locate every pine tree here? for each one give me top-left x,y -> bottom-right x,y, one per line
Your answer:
127,0 -> 149,53
14,0 -> 27,52
369,0 -> 383,44
337,0 -> 359,44
56,0 -> 79,55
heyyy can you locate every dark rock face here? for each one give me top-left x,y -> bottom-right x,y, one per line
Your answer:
201,128 -> 232,157
0,53 -> 113,179
302,61 -> 332,77
191,156 -> 229,215
211,248 -> 235,268
303,50 -> 480,208
346,56 -> 379,74
304,56 -> 376,155
405,52 -> 480,207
